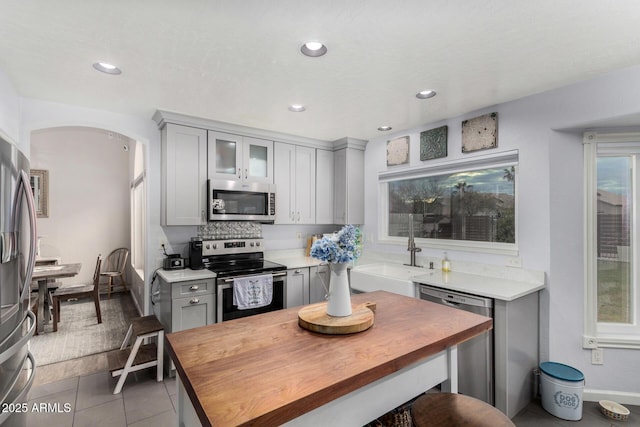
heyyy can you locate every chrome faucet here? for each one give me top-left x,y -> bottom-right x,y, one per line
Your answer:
405,214 -> 422,267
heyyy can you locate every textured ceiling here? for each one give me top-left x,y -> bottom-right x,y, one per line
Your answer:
1,1 -> 639,141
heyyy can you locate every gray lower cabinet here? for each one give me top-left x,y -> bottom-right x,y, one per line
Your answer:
286,268 -> 309,308
309,265 -> 329,304
286,265 -> 329,308
171,293 -> 215,331
157,275 -> 215,374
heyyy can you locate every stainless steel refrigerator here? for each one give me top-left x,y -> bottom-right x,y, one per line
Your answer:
0,136 -> 37,426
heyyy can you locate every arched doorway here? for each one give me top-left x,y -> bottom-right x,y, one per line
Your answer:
30,126 -> 147,313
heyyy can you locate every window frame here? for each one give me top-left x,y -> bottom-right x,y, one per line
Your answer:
583,131 -> 640,349
377,149 -> 519,256
130,141 -> 146,280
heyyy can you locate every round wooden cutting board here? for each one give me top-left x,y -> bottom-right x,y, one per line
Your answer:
298,302 -> 376,335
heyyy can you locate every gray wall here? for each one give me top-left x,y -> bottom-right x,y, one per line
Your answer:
363,64 -> 640,397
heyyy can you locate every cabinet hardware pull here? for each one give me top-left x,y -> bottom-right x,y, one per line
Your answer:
190,298 -> 199,304
190,285 -> 199,291
237,168 -> 241,179
294,269 -> 301,274
245,168 -> 248,180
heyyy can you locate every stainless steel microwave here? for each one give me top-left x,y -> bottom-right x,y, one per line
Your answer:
208,180 -> 276,223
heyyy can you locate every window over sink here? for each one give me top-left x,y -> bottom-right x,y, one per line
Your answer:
378,150 -> 518,255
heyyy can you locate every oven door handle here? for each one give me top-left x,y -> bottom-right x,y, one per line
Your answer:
222,271 -> 287,283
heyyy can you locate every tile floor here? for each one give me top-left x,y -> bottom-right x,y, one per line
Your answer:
512,398 -> 638,426
26,357 -> 639,426
26,368 -> 177,427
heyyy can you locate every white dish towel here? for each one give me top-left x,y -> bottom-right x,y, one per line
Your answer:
233,274 -> 273,310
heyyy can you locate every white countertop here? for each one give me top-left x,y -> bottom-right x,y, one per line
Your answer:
157,268 -> 216,283
264,249 -> 326,269
411,270 -> 544,301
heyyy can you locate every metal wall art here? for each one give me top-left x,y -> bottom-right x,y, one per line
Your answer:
461,112 -> 498,153
420,125 -> 448,161
386,136 -> 410,166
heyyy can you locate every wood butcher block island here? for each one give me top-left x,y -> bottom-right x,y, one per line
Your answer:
166,291 -> 492,427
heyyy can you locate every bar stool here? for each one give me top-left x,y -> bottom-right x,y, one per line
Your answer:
412,393 -> 514,427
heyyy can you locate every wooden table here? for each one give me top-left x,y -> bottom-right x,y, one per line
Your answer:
32,263 -> 81,333
166,290 -> 493,427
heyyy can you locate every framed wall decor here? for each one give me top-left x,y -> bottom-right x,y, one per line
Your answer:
461,112 -> 498,153
420,125 -> 448,161
386,136 -> 410,166
30,169 -> 49,218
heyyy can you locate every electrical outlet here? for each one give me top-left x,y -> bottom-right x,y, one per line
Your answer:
296,232 -> 302,241
591,348 -> 604,365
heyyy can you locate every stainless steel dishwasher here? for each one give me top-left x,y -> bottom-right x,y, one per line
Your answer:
419,284 -> 494,405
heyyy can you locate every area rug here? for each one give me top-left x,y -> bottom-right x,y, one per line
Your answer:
29,293 -> 139,366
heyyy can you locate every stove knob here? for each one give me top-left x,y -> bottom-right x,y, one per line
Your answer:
205,243 -> 210,250
212,243 -> 218,250
250,242 -> 255,247
256,241 -> 261,247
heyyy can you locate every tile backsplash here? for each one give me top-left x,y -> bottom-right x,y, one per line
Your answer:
197,222 -> 262,240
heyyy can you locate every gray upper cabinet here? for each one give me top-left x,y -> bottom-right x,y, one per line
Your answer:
161,123 -> 207,226
154,111 -> 368,227
208,131 -> 273,184
274,142 -> 316,224
315,149 -> 334,225
334,147 -> 365,225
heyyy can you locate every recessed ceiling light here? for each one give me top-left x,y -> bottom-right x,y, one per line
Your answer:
300,41 -> 327,57
288,104 -> 306,112
92,62 -> 122,75
416,90 -> 436,99
378,126 -> 393,131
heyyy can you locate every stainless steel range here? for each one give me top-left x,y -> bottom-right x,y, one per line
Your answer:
190,238 -> 287,322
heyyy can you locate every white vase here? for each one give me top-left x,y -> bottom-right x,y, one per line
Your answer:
326,262 -> 352,317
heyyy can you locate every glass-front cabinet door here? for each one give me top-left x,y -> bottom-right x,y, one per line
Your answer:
208,131 -> 243,182
243,137 -> 273,184
208,131 -> 273,183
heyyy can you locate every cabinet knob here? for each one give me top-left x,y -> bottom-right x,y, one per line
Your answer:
294,269 -> 302,274
189,298 -> 200,304
189,285 -> 199,291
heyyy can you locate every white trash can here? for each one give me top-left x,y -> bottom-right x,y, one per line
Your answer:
539,361 -> 585,421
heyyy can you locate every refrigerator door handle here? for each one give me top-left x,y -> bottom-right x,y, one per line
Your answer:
0,310 -> 36,365
17,170 -> 38,302
0,352 -> 35,426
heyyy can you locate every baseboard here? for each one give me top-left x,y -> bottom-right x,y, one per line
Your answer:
583,388 -> 640,406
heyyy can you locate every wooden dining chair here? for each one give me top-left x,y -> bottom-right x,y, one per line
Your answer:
51,256 -> 102,332
101,248 -> 129,298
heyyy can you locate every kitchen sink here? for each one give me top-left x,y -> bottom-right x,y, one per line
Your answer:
350,263 -> 433,297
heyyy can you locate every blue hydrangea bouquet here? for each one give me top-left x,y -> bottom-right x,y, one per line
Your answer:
310,224 -> 362,264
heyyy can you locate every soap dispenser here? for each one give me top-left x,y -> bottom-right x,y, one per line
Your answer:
441,252 -> 451,272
